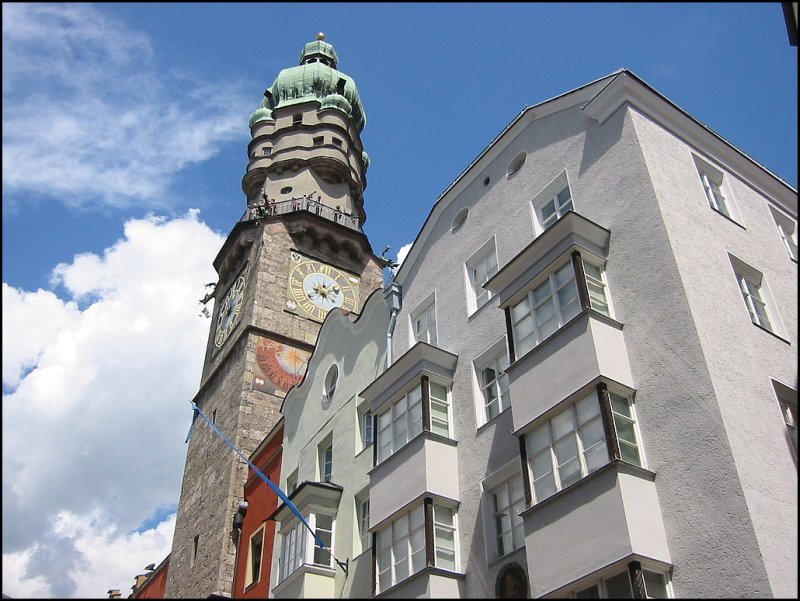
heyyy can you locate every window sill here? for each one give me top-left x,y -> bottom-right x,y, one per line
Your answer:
520,459 -> 655,518
710,206 -> 746,230
486,544 -> 526,569
374,565 -> 465,598
272,563 -> 335,596
507,308 -> 623,373
751,321 -> 791,345
369,430 -> 457,476
467,296 -> 496,320
476,404 -> 511,434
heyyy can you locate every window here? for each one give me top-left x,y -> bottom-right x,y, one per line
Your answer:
246,527 -> 264,587
319,441 -> 333,483
293,113 -> 302,125
474,341 -> 510,425
377,385 -> 423,462
491,477 -> 525,559
192,534 -> 199,568
359,405 -> 373,449
278,513 -> 336,582
323,364 -> 338,408
376,506 -> 426,592
433,505 -> 457,570
465,237 -> 499,313
511,262 -> 580,358
356,491 -> 371,549
693,154 -> 741,223
451,207 -> 469,232
510,258 -> 611,358
527,391 -> 642,505
729,254 -> 786,338
569,567 -> 672,598
286,469 -> 298,495
736,270 -> 772,331
410,297 -> 437,346
429,381 -> 451,437
262,146 -> 272,156
769,206 -> 798,262
332,137 -> 343,147
773,380 -> 798,457
375,503 -> 458,593
313,136 -> 324,146
376,379 -> 452,463
538,187 -> 574,231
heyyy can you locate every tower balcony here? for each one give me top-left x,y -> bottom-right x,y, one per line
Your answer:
238,197 -> 361,232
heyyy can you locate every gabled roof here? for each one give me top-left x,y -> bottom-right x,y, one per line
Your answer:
393,69 -> 797,285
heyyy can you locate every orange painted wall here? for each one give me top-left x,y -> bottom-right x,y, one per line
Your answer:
134,557 -> 169,598
233,423 -> 283,598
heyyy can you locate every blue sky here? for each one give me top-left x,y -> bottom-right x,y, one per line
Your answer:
2,3 -> 797,598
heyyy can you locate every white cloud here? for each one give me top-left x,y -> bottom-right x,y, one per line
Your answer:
394,242 -> 413,272
2,211 -> 224,598
1,3 -> 251,210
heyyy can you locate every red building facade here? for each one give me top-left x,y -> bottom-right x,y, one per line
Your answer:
233,418 -> 284,598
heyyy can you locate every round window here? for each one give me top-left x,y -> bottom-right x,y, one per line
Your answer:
280,186 -> 293,195
451,207 -> 469,232
322,364 -> 338,408
506,151 -> 527,177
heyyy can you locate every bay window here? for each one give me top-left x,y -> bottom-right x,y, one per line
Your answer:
511,255 -> 611,359
526,389 -> 643,505
376,378 -> 453,463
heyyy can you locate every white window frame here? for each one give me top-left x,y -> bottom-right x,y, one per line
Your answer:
692,154 -> 743,225
319,438 -> 333,483
473,338 -> 511,427
465,236 -> 499,314
377,384 -> 424,463
432,504 -> 458,571
355,490 -> 371,550
530,171 -> 575,235
285,469 -> 298,495
358,403 -> 373,450
376,505 -> 426,592
429,380 -> 452,438
278,512 -> 336,583
510,260 -> 581,358
490,476 -> 525,559
728,254 -> 785,337
526,390 -> 643,505
245,525 -> 265,587
772,379 -> 798,457
375,503 -> 458,593
568,566 -> 673,598
769,205 -> 798,262
409,294 -> 438,346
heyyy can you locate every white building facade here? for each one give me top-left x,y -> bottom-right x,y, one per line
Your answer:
367,70 -> 797,598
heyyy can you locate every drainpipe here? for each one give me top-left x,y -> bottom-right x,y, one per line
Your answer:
384,283 -> 402,368
231,501 -> 248,597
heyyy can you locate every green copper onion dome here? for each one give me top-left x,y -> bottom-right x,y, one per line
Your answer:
262,33 -> 366,132
248,106 -> 274,128
320,93 -> 352,116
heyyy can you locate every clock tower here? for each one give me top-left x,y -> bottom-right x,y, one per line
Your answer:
165,34 -> 384,598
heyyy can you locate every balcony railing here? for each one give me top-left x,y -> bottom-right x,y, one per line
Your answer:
239,195 -> 361,231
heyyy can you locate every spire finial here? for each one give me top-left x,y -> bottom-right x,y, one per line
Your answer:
317,32 -> 325,41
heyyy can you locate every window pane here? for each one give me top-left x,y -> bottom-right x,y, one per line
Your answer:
532,451 -> 553,479
615,418 -> 638,445
610,393 -> 632,417
533,473 -> 556,501
643,571 -> 669,599
575,584 -> 601,598
430,382 -> 447,401
512,297 -> 531,321
620,441 -> 642,466
580,417 -> 605,449
530,425 -> 551,454
533,280 -> 553,305
576,395 -> 600,423
584,442 -> 608,473
558,456 -> 582,488
605,572 -> 633,598
554,263 -> 574,288
541,200 -> 556,222
552,411 -> 574,440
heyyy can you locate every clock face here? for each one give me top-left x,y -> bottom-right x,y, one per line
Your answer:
285,252 -> 360,322
214,275 -> 246,349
